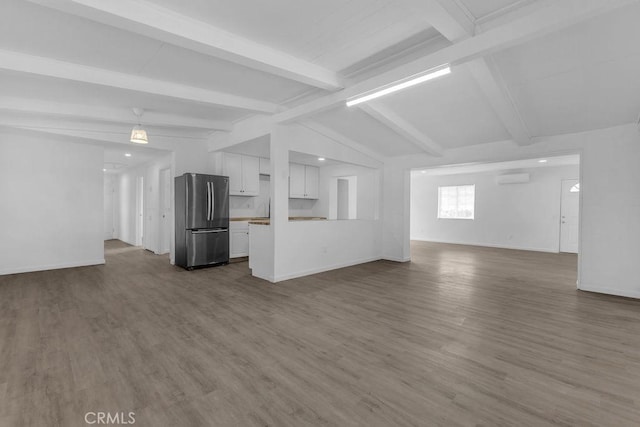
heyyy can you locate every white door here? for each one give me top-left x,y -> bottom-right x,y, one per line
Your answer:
136,176 -> 144,247
103,175 -> 115,240
560,179 -> 580,253
159,168 -> 172,254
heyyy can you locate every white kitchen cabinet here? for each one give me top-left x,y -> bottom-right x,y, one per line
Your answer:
241,155 -> 259,195
289,163 -> 306,198
289,163 -> 319,199
230,221 -> 250,258
304,165 -> 319,199
259,157 -> 271,175
223,153 -> 259,196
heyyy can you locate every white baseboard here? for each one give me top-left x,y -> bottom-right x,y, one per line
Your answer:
579,283 -> 640,299
383,256 -> 411,263
0,259 -> 106,276
411,238 -> 559,254
274,256 -> 381,282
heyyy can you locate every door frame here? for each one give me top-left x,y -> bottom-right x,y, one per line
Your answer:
158,168 -> 172,255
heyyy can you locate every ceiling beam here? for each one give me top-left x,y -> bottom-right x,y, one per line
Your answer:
27,0 -> 342,91
358,103 -> 443,157
0,97 -> 232,131
405,0 -> 475,41
0,50 -> 279,114
418,0 -> 531,145
465,58 -> 531,145
300,121 -> 385,164
274,0 -> 638,123
0,115 -> 205,150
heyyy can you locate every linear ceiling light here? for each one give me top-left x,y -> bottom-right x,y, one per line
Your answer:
346,64 -> 451,107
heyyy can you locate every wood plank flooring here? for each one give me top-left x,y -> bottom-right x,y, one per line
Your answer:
1,240 -> 640,426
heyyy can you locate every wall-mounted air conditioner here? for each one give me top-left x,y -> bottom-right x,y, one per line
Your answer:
496,173 -> 530,185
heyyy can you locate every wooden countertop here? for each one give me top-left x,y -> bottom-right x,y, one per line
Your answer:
245,216 -> 327,225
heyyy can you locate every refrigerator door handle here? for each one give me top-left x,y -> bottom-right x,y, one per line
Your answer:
211,182 -> 215,220
192,229 -> 227,234
206,182 -> 212,221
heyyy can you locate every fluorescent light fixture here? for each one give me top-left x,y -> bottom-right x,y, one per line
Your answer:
346,64 -> 451,107
125,153 -> 132,157
318,157 -> 325,161
538,159 -> 548,163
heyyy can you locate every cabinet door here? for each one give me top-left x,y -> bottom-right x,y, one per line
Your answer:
223,153 -> 243,196
304,165 -> 319,199
259,157 -> 271,175
289,163 -> 306,198
230,229 -> 250,258
241,155 -> 260,196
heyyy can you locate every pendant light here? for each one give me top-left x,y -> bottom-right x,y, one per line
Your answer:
130,107 -> 149,144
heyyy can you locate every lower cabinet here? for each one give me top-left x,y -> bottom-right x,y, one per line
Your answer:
230,221 -> 249,258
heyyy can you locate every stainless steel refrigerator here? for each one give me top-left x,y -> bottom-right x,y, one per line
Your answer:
175,173 -> 229,269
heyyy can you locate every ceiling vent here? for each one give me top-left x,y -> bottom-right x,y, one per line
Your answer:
496,173 -> 530,185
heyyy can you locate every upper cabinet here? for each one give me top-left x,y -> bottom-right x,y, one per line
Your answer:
259,158 -> 271,176
289,163 -> 319,199
223,153 -> 259,196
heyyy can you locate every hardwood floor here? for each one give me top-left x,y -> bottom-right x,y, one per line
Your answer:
1,240 -> 640,426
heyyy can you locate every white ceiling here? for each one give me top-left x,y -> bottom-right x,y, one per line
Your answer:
149,0 -> 433,71
493,2 -> 640,137
1,0 -> 638,170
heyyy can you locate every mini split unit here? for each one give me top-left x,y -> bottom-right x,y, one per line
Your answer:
496,173 -> 530,185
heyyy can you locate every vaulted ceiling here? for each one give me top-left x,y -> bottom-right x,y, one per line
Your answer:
1,0 -> 639,168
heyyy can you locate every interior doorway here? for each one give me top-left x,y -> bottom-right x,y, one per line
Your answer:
159,168 -> 172,255
560,179 -> 580,253
136,176 -> 144,247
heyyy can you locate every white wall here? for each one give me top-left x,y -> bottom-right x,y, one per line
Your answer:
247,124 -> 385,282
312,163 -> 380,220
274,220 -> 382,281
385,123 -> 640,299
229,176 -> 271,218
103,174 -> 117,240
0,132 -> 104,275
411,165 -> 579,252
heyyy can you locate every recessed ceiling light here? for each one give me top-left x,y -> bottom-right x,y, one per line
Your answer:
318,157 -> 325,161
103,168 -> 107,172
346,64 -> 451,107
125,153 -> 132,157
421,170 -> 427,174
538,159 -> 548,163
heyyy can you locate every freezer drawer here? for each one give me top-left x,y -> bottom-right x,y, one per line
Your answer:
186,229 -> 229,268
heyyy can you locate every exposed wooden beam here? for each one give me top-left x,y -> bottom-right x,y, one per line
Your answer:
466,58 -> 531,145
358,103 -> 443,157
0,97 -> 232,131
275,0 -> 638,123
418,0 -> 531,145
0,50 -> 279,114
27,0 -> 342,91
300,121 -> 385,164
0,115 -> 205,150
405,0 -> 475,41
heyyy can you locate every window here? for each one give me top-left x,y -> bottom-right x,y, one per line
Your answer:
438,185 -> 475,219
